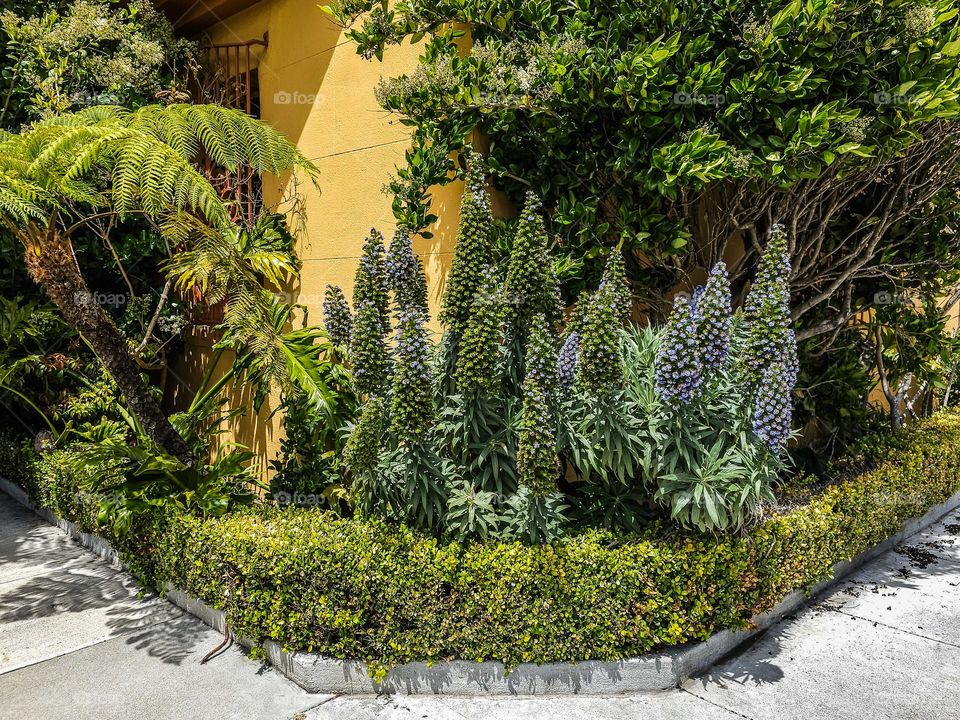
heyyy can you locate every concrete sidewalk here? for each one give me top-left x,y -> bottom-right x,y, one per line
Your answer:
0,489 -> 327,720
1,487 -> 958,720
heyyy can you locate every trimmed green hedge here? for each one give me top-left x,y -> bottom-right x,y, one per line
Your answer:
3,411 -> 960,675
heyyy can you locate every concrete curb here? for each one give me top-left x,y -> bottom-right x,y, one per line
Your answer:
3,474 -> 959,696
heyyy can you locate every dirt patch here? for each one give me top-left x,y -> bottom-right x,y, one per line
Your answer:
944,523 -> 960,535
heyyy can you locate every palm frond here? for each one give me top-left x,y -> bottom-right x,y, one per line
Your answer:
125,103 -> 317,176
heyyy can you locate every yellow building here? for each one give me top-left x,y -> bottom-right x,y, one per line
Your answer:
155,0 -> 949,462
157,0 -> 465,474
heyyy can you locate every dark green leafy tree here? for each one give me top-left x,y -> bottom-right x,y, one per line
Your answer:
328,0 -> 960,389
328,0 -> 960,250
864,296 -> 960,429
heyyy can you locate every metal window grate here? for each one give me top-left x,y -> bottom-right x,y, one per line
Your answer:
198,34 -> 267,224
187,34 -> 268,326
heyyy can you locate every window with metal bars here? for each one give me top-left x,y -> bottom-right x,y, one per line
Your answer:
187,34 -> 268,326
197,34 -> 267,224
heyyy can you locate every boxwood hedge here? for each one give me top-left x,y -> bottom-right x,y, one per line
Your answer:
2,411 -> 960,674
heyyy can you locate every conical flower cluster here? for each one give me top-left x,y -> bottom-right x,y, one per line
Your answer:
439,148 -> 495,337
545,268 -> 565,327
386,229 -> 428,317
782,328 -> 799,388
525,313 -> 559,394
322,284 -> 352,349
695,262 -> 732,372
349,229 -> 391,396
350,299 -> 391,397
353,228 -> 389,331
517,379 -> 559,497
504,191 -> 554,332
390,306 -> 435,444
518,312 -> 561,495
689,285 -> 705,319
742,225 -> 791,383
557,330 -> 579,389
454,265 -> 505,395
654,296 -> 702,404
600,251 -> 631,323
752,362 -> 792,450
342,396 -> 387,474
574,283 -> 624,396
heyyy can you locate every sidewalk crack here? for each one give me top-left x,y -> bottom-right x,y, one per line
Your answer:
830,608 -> 960,649
291,694 -> 340,719
679,686 -> 758,719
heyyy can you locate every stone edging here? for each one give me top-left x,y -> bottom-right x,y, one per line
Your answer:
3,474 -> 959,696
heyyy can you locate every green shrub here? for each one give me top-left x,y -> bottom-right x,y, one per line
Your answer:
0,433 -> 112,532
4,410 -> 960,673
0,431 -> 39,497
1,0 -> 195,121
35,450 -> 103,532
155,411 -> 960,670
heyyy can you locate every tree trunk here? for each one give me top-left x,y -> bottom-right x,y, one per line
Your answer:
22,228 -> 197,467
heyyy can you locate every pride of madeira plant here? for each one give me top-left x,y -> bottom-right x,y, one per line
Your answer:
331,150 -> 797,540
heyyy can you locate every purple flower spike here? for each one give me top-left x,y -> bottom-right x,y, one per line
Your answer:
655,295 -> 702,404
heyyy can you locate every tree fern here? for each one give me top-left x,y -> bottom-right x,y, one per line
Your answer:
0,104 -> 329,458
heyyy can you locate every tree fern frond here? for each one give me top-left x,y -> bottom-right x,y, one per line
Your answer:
58,179 -> 110,208
27,125 -> 123,178
130,105 -> 200,160
0,170 -> 47,221
124,103 -> 315,176
61,134 -> 116,184
36,105 -> 129,127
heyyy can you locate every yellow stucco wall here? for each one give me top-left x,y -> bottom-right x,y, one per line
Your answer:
168,0 -> 464,475
202,0 -> 463,311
